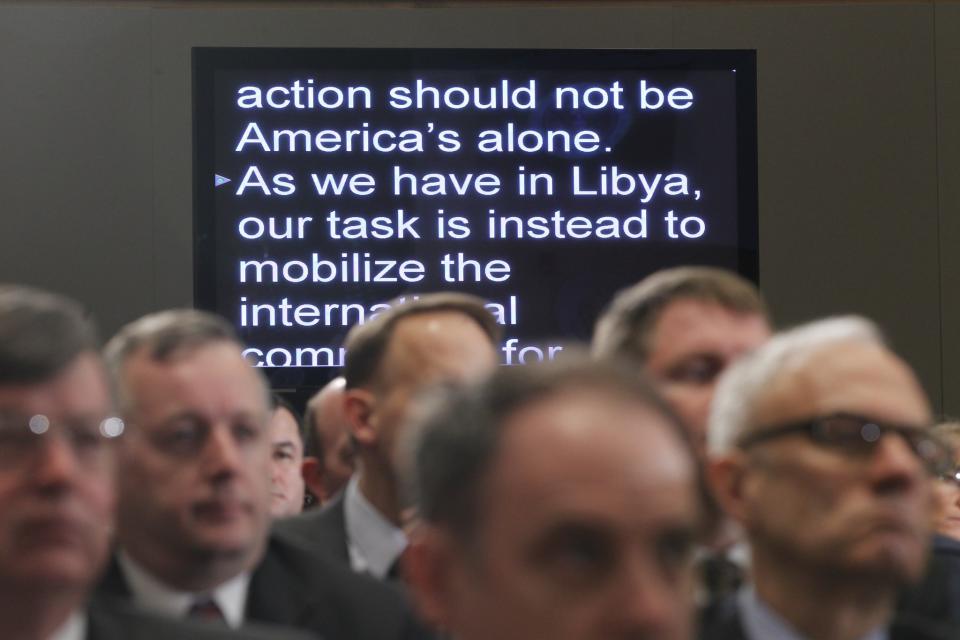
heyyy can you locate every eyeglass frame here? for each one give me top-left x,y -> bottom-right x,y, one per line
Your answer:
937,468 -> 960,487
0,412 -> 125,470
735,412 -> 953,477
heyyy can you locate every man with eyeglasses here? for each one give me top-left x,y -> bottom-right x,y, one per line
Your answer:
0,286 -> 310,640
702,315 -> 955,640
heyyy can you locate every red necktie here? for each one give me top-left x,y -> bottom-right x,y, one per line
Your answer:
187,597 -> 225,622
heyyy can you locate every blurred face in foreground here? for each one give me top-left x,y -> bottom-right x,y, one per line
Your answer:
416,389 -> 700,640
0,353 -> 115,594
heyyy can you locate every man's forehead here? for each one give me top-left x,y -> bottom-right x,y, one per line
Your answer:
647,298 -> 770,361
270,407 -> 301,441
751,341 -> 931,428
489,391 -> 693,503
126,340 -> 249,378
123,342 -> 266,415
0,352 -> 110,418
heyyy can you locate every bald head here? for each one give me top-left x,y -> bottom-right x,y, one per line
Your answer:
302,377 -> 354,504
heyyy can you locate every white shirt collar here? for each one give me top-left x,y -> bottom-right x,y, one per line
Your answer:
738,586 -> 888,640
343,474 -> 408,579
48,610 -> 85,640
117,551 -> 250,629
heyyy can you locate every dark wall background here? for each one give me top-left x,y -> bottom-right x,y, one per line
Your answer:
0,1 -> 957,411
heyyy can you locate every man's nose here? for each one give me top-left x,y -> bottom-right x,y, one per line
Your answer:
869,433 -> 926,495
611,554 -> 688,637
200,425 -> 244,477
32,432 -> 81,492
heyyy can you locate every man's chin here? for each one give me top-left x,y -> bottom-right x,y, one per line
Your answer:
847,537 -> 928,585
186,521 -> 264,560
8,552 -> 101,590
937,518 -> 960,542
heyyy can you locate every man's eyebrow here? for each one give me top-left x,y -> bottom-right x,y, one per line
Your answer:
671,352 -> 725,363
156,410 -> 204,426
273,440 -> 296,450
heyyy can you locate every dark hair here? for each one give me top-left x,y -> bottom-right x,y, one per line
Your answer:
592,266 -> 769,364
0,285 -> 99,384
406,352 -> 708,538
270,392 -> 305,445
343,292 -> 501,390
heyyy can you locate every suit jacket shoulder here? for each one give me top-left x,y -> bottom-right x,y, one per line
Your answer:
898,534 -> 960,626
273,494 -> 350,567
698,592 -> 957,640
87,596 -> 315,640
247,533 -> 434,640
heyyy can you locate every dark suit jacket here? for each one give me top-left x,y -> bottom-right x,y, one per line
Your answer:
899,534 -> 960,625
699,592 -> 957,640
96,534 -> 433,640
274,493 -> 351,568
87,596 -> 313,640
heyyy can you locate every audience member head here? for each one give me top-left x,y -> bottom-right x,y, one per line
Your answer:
592,266 -> 770,453
104,310 -> 273,591
342,292 -> 499,522
0,286 -> 116,636
302,377 -> 354,505
708,317 -> 945,634
268,393 -> 305,518
930,420 -> 960,541
405,354 -> 704,640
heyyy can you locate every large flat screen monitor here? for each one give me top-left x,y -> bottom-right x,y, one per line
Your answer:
193,47 -> 758,390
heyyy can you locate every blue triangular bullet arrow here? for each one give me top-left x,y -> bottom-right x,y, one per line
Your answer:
214,174 -> 231,187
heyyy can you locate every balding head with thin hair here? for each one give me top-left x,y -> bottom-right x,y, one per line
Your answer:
302,377 -> 355,505
341,292 -> 500,527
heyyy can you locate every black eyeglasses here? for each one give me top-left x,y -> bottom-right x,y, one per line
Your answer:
938,468 -> 960,487
0,413 -> 125,470
736,413 -> 953,477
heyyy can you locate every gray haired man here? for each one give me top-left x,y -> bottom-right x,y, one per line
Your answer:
99,309 -> 434,640
704,316 -> 954,640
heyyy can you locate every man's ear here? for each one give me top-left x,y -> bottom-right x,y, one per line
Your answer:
301,456 -> 328,503
707,452 -> 751,524
343,388 -> 377,447
405,526 -> 460,631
